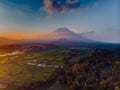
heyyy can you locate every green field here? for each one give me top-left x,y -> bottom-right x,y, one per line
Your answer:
0,48 -> 91,90
0,49 -> 71,90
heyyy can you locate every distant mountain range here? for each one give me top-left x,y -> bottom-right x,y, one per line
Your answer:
50,27 -> 95,41
0,43 -> 58,54
45,27 -> 102,46
0,28 -> 119,53
0,27 -> 103,46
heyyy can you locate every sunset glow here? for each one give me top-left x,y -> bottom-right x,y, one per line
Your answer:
0,0 -> 119,42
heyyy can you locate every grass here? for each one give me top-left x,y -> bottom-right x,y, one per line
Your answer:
0,48 -> 91,90
0,57 -> 56,90
0,48 -> 70,90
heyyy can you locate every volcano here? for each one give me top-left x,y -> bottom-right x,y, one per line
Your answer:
49,27 -> 94,42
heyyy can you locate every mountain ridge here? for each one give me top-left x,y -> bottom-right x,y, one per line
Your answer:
0,27 -> 105,46
49,27 -> 96,42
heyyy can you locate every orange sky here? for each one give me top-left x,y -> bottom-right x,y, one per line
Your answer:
0,32 -> 51,40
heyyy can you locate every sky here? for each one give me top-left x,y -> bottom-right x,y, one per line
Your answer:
0,0 -> 119,43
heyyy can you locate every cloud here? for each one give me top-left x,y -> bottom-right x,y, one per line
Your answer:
80,31 -> 95,35
41,0 -> 96,14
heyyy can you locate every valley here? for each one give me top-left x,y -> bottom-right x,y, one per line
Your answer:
0,43 -> 119,90
0,47 -> 69,90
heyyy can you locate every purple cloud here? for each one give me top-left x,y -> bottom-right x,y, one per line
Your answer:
41,0 -> 87,14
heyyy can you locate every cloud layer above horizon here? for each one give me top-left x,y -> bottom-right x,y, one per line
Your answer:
41,0 -> 97,14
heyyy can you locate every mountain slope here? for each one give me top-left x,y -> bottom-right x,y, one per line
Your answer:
0,27 -> 103,46
48,27 -> 98,43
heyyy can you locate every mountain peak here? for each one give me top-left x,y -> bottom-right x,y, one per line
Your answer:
53,27 -> 74,33
49,27 -> 94,42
